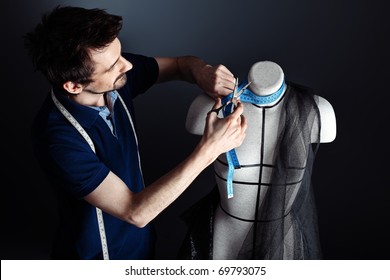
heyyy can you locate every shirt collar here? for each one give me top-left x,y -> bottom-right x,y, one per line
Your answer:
52,88 -> 103,129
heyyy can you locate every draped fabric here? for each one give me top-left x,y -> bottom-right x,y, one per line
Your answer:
178,82 -> 322,260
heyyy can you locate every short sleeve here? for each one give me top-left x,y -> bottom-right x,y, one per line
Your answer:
42,118 -> 110,199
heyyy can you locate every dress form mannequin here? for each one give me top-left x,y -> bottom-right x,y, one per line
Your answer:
183,61 -> 336,260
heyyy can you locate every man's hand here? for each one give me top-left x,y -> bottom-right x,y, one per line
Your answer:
194,64 -> 236,99
199,98 -> 247,159
156,56 -> 236,99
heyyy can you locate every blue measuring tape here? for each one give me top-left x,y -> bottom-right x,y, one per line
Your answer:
221,78 -> 286,199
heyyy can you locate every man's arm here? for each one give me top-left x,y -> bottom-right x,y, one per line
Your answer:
85,99 -> 247,227
155,56 -> 236,98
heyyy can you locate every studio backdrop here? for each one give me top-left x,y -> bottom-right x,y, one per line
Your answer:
1,0 -> 388,260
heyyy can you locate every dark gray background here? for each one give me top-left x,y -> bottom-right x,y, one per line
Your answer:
1,0 -> 389,260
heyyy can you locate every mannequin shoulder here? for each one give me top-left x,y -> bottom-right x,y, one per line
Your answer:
185,93 -> 214,135
315,95 -> 337,143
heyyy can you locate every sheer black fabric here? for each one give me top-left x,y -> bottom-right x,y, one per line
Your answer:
178,187 -> 218,260
178,82 -> 322,260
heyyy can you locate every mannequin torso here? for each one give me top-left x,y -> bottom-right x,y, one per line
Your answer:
185,61 -> 336,259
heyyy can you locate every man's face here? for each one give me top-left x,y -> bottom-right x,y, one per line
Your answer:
83,37 -> 132,95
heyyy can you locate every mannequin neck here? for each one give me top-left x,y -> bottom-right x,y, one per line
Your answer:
248,61 -> 285,94
238,78 -> 286,106
244,60 -> 287,106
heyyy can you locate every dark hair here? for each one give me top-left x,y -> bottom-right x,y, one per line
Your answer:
24,6 -> 123,88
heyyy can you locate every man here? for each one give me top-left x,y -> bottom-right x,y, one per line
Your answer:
24,6 -> 246,259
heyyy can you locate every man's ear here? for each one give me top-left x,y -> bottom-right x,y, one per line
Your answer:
63,81 -> 83,95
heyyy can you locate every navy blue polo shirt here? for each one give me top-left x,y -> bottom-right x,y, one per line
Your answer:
32,53 -> 159,259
